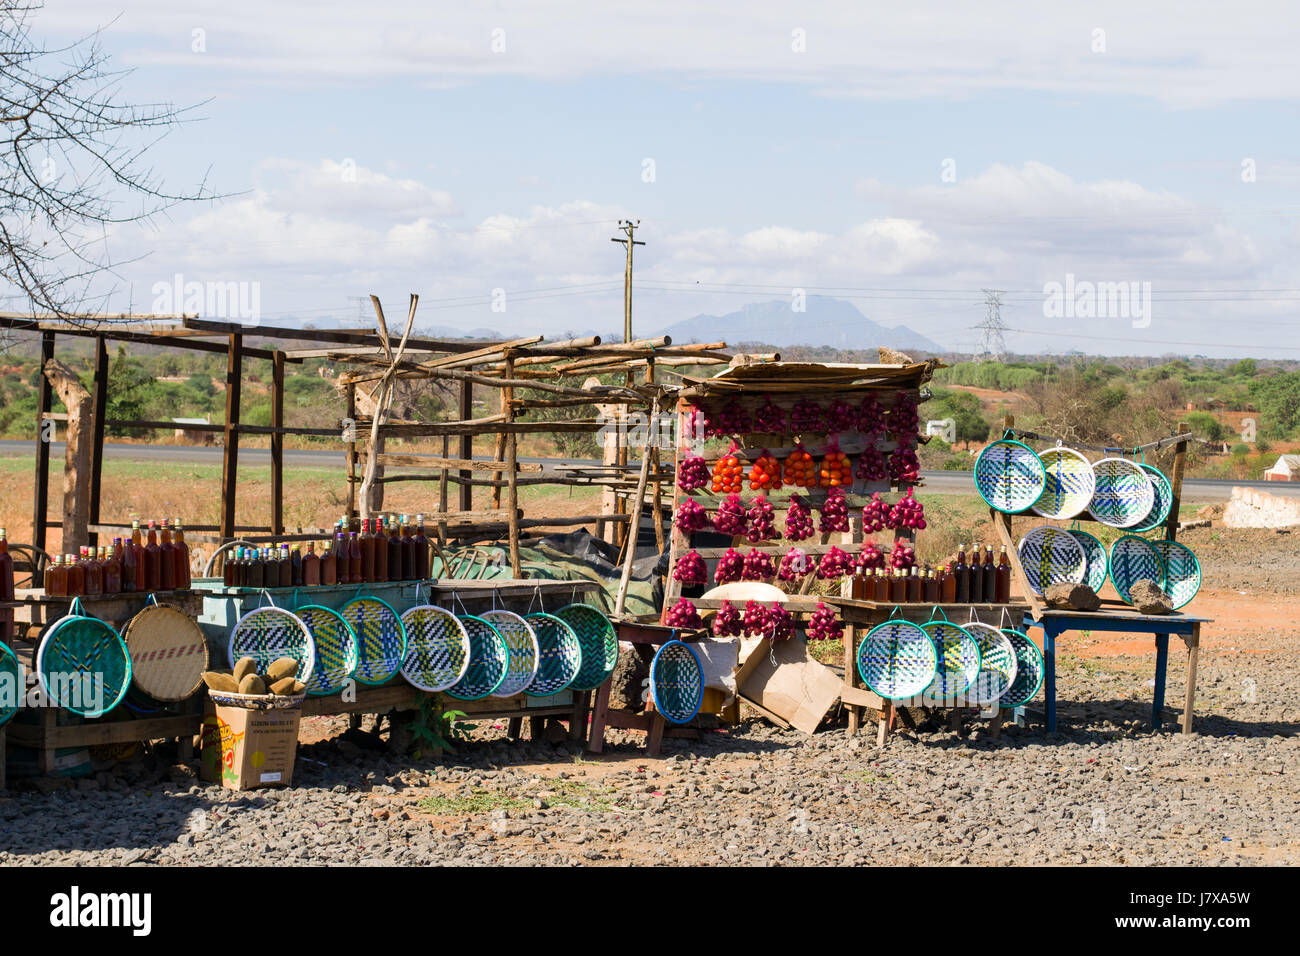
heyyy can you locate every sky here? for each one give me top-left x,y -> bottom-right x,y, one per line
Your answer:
22,1 -> 1300,357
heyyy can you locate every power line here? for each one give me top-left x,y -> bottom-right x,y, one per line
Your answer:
976,289 -> 1007,362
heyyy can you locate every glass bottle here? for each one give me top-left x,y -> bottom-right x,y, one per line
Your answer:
321,540 -> 338,586
291,544 -> 304,587
223,547 -> 236,587
889,568 -> 907,604
130,519 -> 145,592
66,552 -> 85,597
413,514 -> 429,580
954,545 -> 970,603
940,564 -> 957,604
43,550 -> 58,594
335,525 -> 350,584
247,548 -> 264,589
386,517 -> 401,581
83,546 -> 102,596
374,516 -> 388,581
279,546 -> 292,588
983,546 -> 997,605
348,531 -> 362,584
173,519 -> 190,589
905,566 -> 921,603
969,544 -> 985,603
996,546 -> 1012,604
359,518 -> 376,583
303,543 -> 320,587
923,568 -> 939,603
873,568 -> 890,602
399,515 -> 415,580
47,553 -> 66,596
159,519 -> 177,590
105,540 -> 123,594
144,520 -> 162,591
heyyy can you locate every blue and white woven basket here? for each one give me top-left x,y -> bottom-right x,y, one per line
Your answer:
1109,535 -> 1167,605
1151,539 -> 1201,611
524,612 -> 582,697
999,629 -> 1044,709
445,615 -> 510,701
481,609 -> 540,698
650,639 -> 704,725
857,618 -> 937,702
1131,464 -> 1173,533
295,603 -> 357,697
961,621 -> 1018,706
918,620 -> 981,705
228,598 -> 316,685
1088,458 -> 1155,528
1067,528 -> 1109,593
339,596 -> 407,686
399,605 -> 470,693
1017,525 -> 1087,596
974,439 -> 1046,514
1032,446 -> 1095,520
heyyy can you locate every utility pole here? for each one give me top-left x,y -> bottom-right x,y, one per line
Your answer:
610,219 -> 644,343
976,288 -> 1007,362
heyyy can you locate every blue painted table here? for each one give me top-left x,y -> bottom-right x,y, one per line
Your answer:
1028,606 -> 1208,733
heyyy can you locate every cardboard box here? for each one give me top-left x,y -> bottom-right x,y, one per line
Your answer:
200,702 -> 302,790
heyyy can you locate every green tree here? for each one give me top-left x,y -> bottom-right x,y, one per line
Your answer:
1183,411 -> 1224,442
1249,372 -> 1300,439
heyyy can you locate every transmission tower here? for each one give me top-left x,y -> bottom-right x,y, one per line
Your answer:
976,288 -> 1007,361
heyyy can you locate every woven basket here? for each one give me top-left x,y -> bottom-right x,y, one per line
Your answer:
650,639 -> 704,725
123,599 -> 209,702
296,604 -> 358,697
1017,525 -> 1087,596
481,610 -> 539,698
1151,539 -> 1201,610
1067,528 -> 1109,593
856,618 -> 937,702
554,603 -> 618,692
1109,535 -> 1166,605
399,605 -> 469,693
207,689 -> 307,710
1032,446 -> 1095,520
1131,464 -> 1173,533
339,596 -> 406,686
961,621 -> 1018,706
974,439 -> 1046,513
919,620 -> 982,705
445,615 -> 509,700
0,641 -> 21,727
228,604 -> 316,684
1088,458 -> 1154,528
524,612 -> 582,697
36,597 -> 132,718
999,629 -> 1044,708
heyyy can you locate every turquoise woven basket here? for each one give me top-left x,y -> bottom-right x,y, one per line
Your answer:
1088,458 -> 1154,528
340,596 -> 407,686
445,615 -> 509,701
650,639 -> 704,725
1151,539 -> 1201,610
919,618 -> 981,705
1017,525 -> 1087,596
36,597 -> 132,718
856,617 -> 937,701
554,603 -> 618,692
524,612 -> 582,697
1000,629 -> 1044,708
228,599 -> 316,684
1131,464 -> 1173,533
961,621 -> 1018,705
295,604 -> 358,697
1109,535 -> 1166,605
481,610 -> 539,698
1032,446 -> 1095,520
0,641 -> 22,726
1067,528 -> 1108,593
974,439 -> 1046,514
399,605 -> 470,693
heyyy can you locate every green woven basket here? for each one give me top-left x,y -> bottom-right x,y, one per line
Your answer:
228,599 -> 316,684
0,641 -> 22,726
856,617 -> 937,702
524,612 -> 582,697
481,610 -> 539,698
445,615 -> 509,701
554,603 -> 618,692
340,596 -> 407,686
399,604 -> 470,693
919,618 -> 981,705
1109,535 -> 1166,605
961,620 -> 1018,706
974,439 -> 1046,514
1067,528 -> 1108,593
1131,464 -> 1173,533
999,629 -> 1044,708
1151,539 -> 1201,610
36,597 -> 132,718
295,604 -> 358,697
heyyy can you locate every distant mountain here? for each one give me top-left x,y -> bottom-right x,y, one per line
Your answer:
656,296 -> 944,353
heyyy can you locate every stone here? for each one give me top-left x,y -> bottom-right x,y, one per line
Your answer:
1044,582 -> 1101,611
878,346 -> 915,365
1128,579 -> 1174,615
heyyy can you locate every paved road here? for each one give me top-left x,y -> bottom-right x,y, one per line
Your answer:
1,439 -> 1295,498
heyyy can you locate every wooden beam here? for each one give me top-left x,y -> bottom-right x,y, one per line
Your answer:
346,383 -> 357,519
182,315 -> 502,353
615,397 -> 657,615
1164,421 -> 1190,543
271,350 -> 285,535
363,454 -> 542,472
458,379 -> 473,512
32,331 -> 54,555
44,358 -> 92,554
88,336 -> 108,549
219,333 -> 243,541
505,355 -> 522,578
372,419 -> 604,438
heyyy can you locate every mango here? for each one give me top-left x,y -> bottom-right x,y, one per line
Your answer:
269,676 -> 298,696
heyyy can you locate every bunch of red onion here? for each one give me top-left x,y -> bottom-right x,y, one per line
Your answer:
784,498 -> 815,542
807,602 -> 844,642
890,540 -> 917,570
715,399 -> 752,435
675,498 -> 711,534
676,455 -> 710,492
818,546 -> 853,579
855,540 -> 885,571
712,600 -> 743,637
888,442 -> 920,483
672,550 -> 707,587
857,394 -> 885,434
713,493 -> 747,536
664,598 -> 703,629
767,603 -> 796,642
741,548 -> 776,581
754,396 -> 786,433
819,486 -> 850,534
778,547 -> 811,581
745,495 -> 778,542
742,600 -> 771,637
862,492 -> 889,533
714,547 -> 745,584
889,391 -> 920,437
685,405 -> 712,440
856,444 -> 888,481
888,487 -> 926,530
790,399 -> 826,433
825,398 -> 857,433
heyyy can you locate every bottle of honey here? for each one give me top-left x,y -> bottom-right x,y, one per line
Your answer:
386,516 -> 401,581
954,545 -> 970,603
940,564 -> 957,604
982,546 -> 997,605
359,518 -> 376,582
321,539 -> 338,586
104,540 -> 123,594
399,516 -> 415,580
173,519 -> 190,589
291,545 -> 304,587
873,568 -> 890,602
158,519 -> 177,590
248,549 -> 266,589
889,569 -> 907,603
996,545 -> 1012,604
923,568 -> 939,603
143,520 -> 161,591
66,552 -> 85,597
130,519 -> 145,592
348,532 -> 362,584
303,542 -> 320,587
44,552 -> 59,595
47,553 -> 66,596
413,514 -> 429,580
83,546 -> 102,595
374,516 -> 389,582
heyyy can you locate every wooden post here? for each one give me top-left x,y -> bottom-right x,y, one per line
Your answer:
438,434 -> 450,545
219,333 -> 243,542
88,335 -> 108,549
504,354 -> 523,577
271,350 -> 285,536
458,379 -> 474,513
1182,623 -> 1199,734
346,383 -> 357,519
33,331 -> 54,554
43,358 -> 92,555
646,360 -> 665,556
1164,421 -> 1190,542
614,397 -> 657,615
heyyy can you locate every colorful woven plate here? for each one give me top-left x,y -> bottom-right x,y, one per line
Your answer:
1151,539 -> 1201,610
339,596 -> 407,686
1088,458 -> 1155,528
296,604 -> 358,697
37,598 -> 133,718
228,605 -> 316,684
919,620 -> 981,705
857,618 -> 937,702
1067,529 -> 1109,593
481,610 -> 540,698
123,600 -> 209,702
524,612 -> 582,697
445,615 -> 509,700
961,621 -> 1018,706
1017,525 -> 1087,596
650,639 -> 704,725
1131,464 -> 1173,533
1109,535 -> 1167,605
999,629 -> 1044,708
1032,446 -> 1095,520
0,641 -> 22,726
554,603 -> 618,692
399,605 -> 470,693
974,439 -> 1046,514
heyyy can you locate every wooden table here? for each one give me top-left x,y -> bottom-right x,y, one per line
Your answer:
1031,606 -> 1208,734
